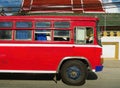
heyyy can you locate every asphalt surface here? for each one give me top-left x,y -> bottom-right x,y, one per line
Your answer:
0,60 -> 120,88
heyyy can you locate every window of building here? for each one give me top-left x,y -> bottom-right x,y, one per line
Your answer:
113,31 -> 117,36
16,22 -> 32,28
15,30 -> 32,40
107,31 -> 110,36
0,22 -> 12,28
0,30 -> 12,40
54,22 -> 70,28
35,22 -> 51,28
35,30 -> 51,41
54,30 -> 70,41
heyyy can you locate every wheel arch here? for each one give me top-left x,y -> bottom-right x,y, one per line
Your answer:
57,57 -> 92,73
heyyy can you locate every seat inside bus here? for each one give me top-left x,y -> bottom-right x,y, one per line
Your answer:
35,34 -> 47,41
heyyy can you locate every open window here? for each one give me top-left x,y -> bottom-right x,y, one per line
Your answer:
75,27 -> 93,44
0,30 -> 12,40
54,30 -> 70,41
35,30 -> 51,41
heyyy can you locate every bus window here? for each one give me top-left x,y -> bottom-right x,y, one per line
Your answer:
75,27 -> 93,44
35,30 -> 51,41
54,22 -> 70,28
75,27 -> 86,44
16,22 -> 32,28
0,30 -> 12,40
0,22 -> 12,28
35,22 -> 51,28
15,30 -> 32,40
86,28 -> 94,44
54,30 -> 70,41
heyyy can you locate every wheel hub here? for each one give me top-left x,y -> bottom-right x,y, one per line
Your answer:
67,66 -> 81,80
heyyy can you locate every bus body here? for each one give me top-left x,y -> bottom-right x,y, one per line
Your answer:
0,16 -> 103,86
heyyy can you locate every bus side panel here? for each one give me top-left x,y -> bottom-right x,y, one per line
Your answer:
0,46 -> 73,71
73,46 -> 95,69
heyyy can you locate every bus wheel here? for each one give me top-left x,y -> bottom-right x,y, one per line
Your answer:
60,60 -> 87,86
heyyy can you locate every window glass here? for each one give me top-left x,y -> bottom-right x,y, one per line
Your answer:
36,22 -> 51,28
16,22 -> 32,28
75,27 -> 86,44
0,30 -> 12,40
35,30 -> 51,41
54,30 -> 70,41
15,30 -> 32,40
35,30 -> 51,33
54,22 -> 70,28
0,22 -> 12,28
75,27 -> 93,44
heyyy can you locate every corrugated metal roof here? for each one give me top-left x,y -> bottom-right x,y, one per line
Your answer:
22,0 -> 104,13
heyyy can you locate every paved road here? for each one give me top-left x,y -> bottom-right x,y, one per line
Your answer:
0,60 -> 120,88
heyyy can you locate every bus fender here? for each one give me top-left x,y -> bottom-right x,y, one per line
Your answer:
57,56 -> 91,73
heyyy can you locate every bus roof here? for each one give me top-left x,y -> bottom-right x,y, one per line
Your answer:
0,16 -> 99,21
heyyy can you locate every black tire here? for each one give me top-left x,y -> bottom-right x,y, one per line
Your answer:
60,60 -> 87,86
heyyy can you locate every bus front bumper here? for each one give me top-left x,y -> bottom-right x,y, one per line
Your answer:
95,66 -> 104,72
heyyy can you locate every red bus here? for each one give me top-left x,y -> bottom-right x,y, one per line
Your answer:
0,16 -> 103,86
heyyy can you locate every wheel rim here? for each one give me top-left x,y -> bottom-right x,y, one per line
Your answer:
67,66 -> 81,80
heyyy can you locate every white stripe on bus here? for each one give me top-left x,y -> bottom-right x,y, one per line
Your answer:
0,70 -> 56,73
0,44 -> 102,48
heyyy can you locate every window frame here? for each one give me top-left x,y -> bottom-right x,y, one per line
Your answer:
14,29 -> 32,41
74,26 -> 94,44
15,21 -> 33,28
0,21 -> 13,28
53,29 -> 71,42
54,21 -> 70,28
35,21 -> 51,28
34,29 -> 52,41
0,29 -> 13,40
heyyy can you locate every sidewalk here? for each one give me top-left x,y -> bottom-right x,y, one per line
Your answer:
103,60 -> 120,68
